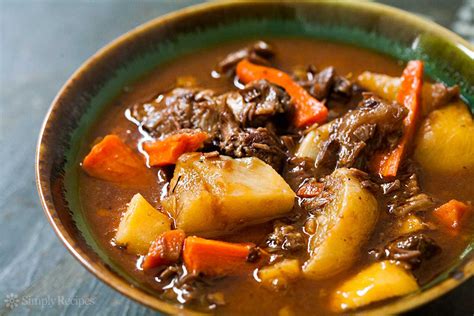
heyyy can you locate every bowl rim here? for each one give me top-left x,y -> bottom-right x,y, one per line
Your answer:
36,0 -> 473,314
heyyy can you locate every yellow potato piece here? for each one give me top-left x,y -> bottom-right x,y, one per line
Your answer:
414,102 -> 474,173
330,261 -> 419,312
357,71 -> 400,102
296,123 -> 331,160
258,259 -> 301,291
162,153 -> 295,236
398,214 -> 425,235
303,168 -> 378,279
115,193 -> 171,254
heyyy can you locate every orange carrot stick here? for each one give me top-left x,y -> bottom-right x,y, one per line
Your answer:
183,236 -> 268,276
143,132 -> 208,167
236,59 -> 328,128
82,135 -> 148,184
143,230 -> 186,270
371,60 -> 424,177
433,199 -> 471,232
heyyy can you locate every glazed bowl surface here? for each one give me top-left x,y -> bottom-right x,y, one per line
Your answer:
36,1 -> 474,314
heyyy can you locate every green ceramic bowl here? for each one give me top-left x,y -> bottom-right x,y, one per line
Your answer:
36,1 -> 474,314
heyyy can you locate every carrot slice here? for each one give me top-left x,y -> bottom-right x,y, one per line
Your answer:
236,59 -> 328,128
143,230 -> 186,270
82,135 -> 147,184
183,236 -> 268,276
143,132 -> 208,167
433,199 -> 471,232
370,60 -> 424,177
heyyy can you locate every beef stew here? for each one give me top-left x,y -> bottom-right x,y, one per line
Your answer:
78,39 -> 473,314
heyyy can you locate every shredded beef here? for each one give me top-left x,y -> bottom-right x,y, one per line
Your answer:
280,134 -> 299,153
370,233 -> 441,269
216,41 -> 274,74
218,99 -> 288,171
360,179 -> 381,194
222,81 -> 292,170
333,75 -> 353,99
219,124 -> 287,171
131,88 -> 221,140
300,194 -> 331,215
381,179 -> 401,194
131,83 -> 291,169
384,173 -> 434,216
315,94 -> 407,173
295,65 -> 360,102
265,221 -> 305,253
297,66 -> 335,100
225,79 -> 292,127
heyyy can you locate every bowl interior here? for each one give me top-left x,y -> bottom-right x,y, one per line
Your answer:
37,1 -> 474,314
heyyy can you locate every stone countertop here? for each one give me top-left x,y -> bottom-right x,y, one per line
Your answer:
0,0 -> 472,315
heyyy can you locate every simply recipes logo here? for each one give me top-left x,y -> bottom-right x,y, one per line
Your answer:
4,294 -> 20,309
3,293 -> 96,310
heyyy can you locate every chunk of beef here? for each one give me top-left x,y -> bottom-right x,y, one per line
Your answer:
131,88 -> 221,140
360,178 -> 381,194
300,190 -> 332,215
298,66 -> 335,100
315,94 -> 407,173
225,80 -> 292,127
381,179 -> 401,194
295,65 -> 359,102
265,221 -> 305,253
333,75 -> 353,99
219,119 -> 287,171
131,82 -> 292,169
216,41 -> 274,74
384,173 -> 434,216
370,233 -> 441,270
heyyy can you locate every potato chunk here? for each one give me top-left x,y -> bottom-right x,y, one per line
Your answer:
115,193 -> 171,254
162,153 -> 295,236
357,72 -> 400,103
414,102 -> 474,173
398,214 -> 425,235
330,261 -> 419,312
296,123 -> 331,160
303,168 -> 378,279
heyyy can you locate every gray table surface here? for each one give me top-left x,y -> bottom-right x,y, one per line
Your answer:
0,1 -> 473,315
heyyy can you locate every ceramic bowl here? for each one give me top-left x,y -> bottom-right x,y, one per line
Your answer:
36,1 -> 474,314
